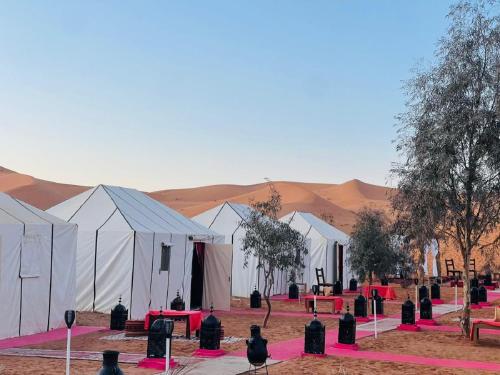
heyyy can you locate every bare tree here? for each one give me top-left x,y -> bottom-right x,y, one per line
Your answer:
240,184 -> 308,328
392,0 -> 500,335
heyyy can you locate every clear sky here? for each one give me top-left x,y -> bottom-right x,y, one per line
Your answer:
0,0 -> 456,191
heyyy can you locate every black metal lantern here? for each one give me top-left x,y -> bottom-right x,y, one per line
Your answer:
288,283 -> 299,299
418,285 -> 428,302
349,278 -> 358,292
304,311 -> 325,355
110,297 -> 128,330
371,291 -> 384,315
470,278 -> 479,289
430,283 -> 441,300
478,286 -> 487,303
250,287 -> 262,308
401,296 -> 416,325
97,350 -> 124,375
470,286 -> 479,305
484,274 -> 493,286
170,290 -> 185,311
381,277 -> 389,286
333,281 -> 343,295
147,318 -> 175,358
338,305 -> 356,345
200,305 -> 221,350
419,297 -> 433,320
246,325 -> 268,370
354,294 -> 367,318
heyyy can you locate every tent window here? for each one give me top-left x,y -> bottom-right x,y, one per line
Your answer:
20,234 -> 42,278
160,244 -> 171,272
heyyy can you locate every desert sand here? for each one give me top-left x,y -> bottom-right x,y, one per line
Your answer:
0,166 -> 497,272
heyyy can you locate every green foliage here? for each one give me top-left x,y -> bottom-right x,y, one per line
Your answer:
392,0 -> 500,335
240,183 -> 308,327
348,209 -> 400,284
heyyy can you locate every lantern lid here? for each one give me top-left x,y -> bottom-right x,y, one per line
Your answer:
250,325 -> 261,337
251,288 -> 261,296
308,317 -> 324,330
113,297 -> 127,313
420,297 -> 431,305
403,296 -> 415,308
355,294 -> 366,302
202,313 -> 221,328
341,305 -> 355,322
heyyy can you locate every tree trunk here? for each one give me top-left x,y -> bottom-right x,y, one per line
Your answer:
435,240 -> 442,278
461,252 -> 471,336
262,268 -> 274,328
368,272 -> 373,286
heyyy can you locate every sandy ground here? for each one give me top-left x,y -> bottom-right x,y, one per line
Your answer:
1,284 -> 499,374
361,330 -> 500,363
270,356 -> 494,375
0,356 -> 154,375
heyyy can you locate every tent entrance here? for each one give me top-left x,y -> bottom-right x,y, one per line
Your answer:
338,244 -> 344,287
203,244 -> 232,311
190,242 -> 205,309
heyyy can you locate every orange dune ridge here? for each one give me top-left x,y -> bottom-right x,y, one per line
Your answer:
1,166 -> 497,272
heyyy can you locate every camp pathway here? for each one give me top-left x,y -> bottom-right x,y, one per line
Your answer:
0,326 -> 106,350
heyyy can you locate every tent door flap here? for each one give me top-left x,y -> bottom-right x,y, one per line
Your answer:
202,244 -> 232,311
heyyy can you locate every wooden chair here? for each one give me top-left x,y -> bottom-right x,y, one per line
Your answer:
445,259 -> 462,278
315,268 -> 333,296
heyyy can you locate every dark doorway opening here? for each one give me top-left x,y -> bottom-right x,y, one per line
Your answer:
190,242 -> 205,309
338,244 -> 344,287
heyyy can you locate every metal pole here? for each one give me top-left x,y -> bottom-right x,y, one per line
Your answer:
373,298 -> 377,339
455,283 -> 458,310
65,328 -> 71,375
165,337 -> 170,375
415,285 -> 419,311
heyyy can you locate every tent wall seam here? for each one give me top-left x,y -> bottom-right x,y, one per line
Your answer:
118,187 -> 194,234
101,186 -> 135,230
92,208 -> 119,312
46,224 -> 54,331
67,186 -> 100,222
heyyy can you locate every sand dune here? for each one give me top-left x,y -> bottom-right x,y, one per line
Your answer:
1,166 -> 496,272
0,167 -> 88,210
150,180 -> 389,233
1,166 -> 389,232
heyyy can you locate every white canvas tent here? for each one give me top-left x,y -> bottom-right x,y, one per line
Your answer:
0,192 -> 77,339
192,202 -> 288,298
48,185 -> 227,319
280,211 -> 352,291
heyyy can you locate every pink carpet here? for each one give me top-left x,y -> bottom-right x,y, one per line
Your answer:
0,326 -> 106,350
325,347 -> 500,372
229,329 -> 373,361
217,308 -> 342,319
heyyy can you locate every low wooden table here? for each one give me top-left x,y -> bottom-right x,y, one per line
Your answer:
145,310 -> 203,339
470,319 -> 500,343
303,295 -> 343,314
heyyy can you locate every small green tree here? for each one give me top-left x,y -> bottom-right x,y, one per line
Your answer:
241,184 -> 308,328
348,208 -> 400,285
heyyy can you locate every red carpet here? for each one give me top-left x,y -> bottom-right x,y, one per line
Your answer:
229,329 -> 373,360
325,347 -> 500,372
0,326 -> 106,350
216,308 -> 342,319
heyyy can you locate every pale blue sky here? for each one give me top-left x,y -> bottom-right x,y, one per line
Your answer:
0,1 -> 455,191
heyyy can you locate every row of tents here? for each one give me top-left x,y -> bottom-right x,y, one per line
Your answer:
0,185 -> 351,339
